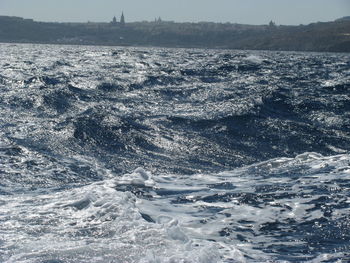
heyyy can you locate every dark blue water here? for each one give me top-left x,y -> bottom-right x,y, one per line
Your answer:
0,44 -> 349,262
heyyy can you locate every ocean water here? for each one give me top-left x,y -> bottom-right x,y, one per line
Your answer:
0,43 -> 350,263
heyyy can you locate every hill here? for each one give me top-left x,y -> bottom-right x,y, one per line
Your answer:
0,15 -> 349,52
336,16 -> 350,21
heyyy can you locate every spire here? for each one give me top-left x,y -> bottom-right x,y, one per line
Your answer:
120,12 -> 125,26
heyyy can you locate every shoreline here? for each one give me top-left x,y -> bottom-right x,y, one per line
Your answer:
1,15 -> 350,53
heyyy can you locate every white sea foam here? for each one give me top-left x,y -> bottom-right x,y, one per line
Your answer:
0,177 -> 232,262
244,55 -> 264,64
2,152 -> 349,262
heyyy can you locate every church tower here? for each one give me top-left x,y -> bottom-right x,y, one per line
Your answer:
120,12 -> 125,26
112,16 -> 117,24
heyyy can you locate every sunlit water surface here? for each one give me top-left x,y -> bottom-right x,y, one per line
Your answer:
0,44 -> 350,262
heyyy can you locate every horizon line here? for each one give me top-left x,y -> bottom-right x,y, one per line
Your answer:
0,13 -> 346,26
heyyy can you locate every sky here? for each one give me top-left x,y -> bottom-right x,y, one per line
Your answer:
0,0 -> 349,25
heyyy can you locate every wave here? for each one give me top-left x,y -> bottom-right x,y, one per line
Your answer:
1,44 -> 350,262
1,152 -> 349,262
2,76 -> 349,175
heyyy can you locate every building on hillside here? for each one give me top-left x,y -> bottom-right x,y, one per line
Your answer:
120,12 -> 125,26
269,20 -> 276,28
111,12 -> 125,26
111,16 -> 117,25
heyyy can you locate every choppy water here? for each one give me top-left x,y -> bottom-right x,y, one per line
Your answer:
0,43 -> 350,262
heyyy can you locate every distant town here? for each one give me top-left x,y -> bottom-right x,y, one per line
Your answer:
0,13 -> 349,52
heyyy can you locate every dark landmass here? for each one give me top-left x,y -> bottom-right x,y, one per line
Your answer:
0,15 -> 350,52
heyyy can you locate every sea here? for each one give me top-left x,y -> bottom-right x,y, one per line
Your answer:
0,43 -> 350,263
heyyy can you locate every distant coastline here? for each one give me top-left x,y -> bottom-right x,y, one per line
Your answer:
0,15 -> 349,52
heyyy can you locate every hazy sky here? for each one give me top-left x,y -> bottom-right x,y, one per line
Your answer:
0,0 -> 349,25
